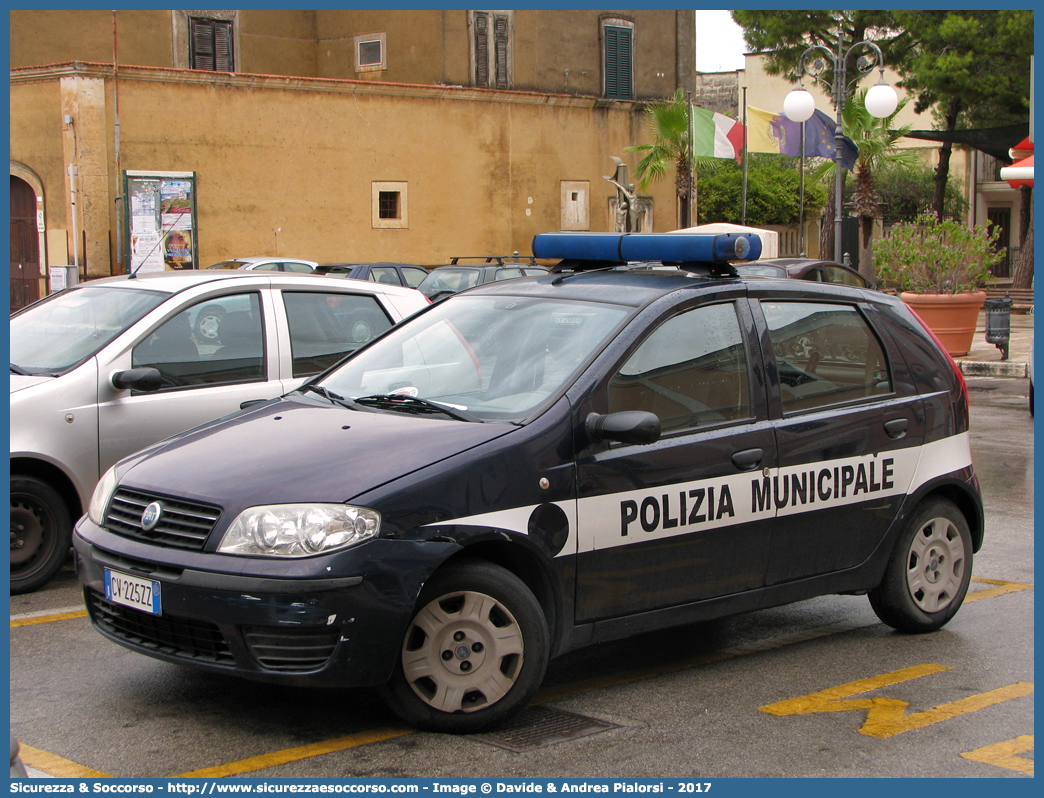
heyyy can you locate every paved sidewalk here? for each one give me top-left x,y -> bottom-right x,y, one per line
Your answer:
953,309 -> 1033,378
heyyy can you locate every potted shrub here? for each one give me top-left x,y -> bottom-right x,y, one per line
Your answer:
874,215 -> 1003,356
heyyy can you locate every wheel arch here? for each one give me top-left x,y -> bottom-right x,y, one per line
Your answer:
435,541 -> 560,653
10,457 -> 83,520
920,483 -> 984,553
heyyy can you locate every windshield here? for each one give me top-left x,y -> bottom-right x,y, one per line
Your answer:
319,294 -> 631,421
11,285 -> 169,375
207,261 -> 249,270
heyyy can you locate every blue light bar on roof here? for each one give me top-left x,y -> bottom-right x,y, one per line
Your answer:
531,232 -> 762,263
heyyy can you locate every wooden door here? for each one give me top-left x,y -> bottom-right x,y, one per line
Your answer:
10,176 -> 39,312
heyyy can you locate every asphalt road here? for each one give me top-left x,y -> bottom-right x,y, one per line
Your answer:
10,377 -> 1034,780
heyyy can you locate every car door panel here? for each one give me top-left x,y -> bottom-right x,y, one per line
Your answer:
97,289 -> 283,473
573,295 -> 778,623
753,296 -> 927,585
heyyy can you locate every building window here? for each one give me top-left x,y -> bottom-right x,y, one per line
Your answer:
602,19 -> 633,100
378,191 -> 399,219
471,11 -> 512,89
190,17 -> 235,72
354,33 -> 387,73
372,182 -> 408,229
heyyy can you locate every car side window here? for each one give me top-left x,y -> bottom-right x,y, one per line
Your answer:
761,301 -> 891,412
402,267 -> 428,288
822,265 -> 865,287
608,302 -> 751,432
132,293 -> 265,389
369,267 -> 400,285
282,262 -> 313,273
254,263 -> 280,271
283,291 -> 393,377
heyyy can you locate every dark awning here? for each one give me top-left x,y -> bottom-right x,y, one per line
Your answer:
902,123 -> 1030,163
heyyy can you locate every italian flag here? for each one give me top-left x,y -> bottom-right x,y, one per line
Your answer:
691,106 -> 744,163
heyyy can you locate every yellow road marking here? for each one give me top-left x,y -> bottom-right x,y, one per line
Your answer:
14,576 -> 1034,776
19,744 -> 111,778
760,665 -> 1034,738
175,727 -> 414,778
10,609 -> 88,627
960,735 -> 1034,776
966,576 -> 1033,602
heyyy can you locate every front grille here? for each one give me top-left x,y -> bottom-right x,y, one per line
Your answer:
104,488 -> 221,551
243,627 -> 340,672
87,589 -> 235,665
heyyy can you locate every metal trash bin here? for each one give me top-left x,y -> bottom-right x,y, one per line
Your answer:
984,293 -> 1013,360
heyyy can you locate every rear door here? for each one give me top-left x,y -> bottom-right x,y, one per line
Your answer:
573,291 -> 778,622
752,290 -> 925,584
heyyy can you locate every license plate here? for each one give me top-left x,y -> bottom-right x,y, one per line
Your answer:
104,568 -> 162,616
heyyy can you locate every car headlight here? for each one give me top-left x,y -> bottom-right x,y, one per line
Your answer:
217,504 -> 380,557
88,465 -> 119,526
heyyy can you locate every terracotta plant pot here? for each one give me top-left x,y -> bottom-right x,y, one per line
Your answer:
900,291 -> 987,357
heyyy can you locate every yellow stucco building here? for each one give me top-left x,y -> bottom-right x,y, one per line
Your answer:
10,9 -> 697,304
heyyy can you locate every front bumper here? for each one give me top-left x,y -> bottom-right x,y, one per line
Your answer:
73,518 -> 455,688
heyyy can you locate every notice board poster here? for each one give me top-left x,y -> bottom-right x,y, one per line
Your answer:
123,171 -> 198,273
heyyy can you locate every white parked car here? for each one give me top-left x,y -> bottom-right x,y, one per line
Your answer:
10,270 -> 427,593
207,256 -> 318,272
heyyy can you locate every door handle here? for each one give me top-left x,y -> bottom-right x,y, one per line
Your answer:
731,448 -> 763,471
884,418 -> 909,439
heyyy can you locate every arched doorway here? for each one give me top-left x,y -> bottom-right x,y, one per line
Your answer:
10,175 -> 40,312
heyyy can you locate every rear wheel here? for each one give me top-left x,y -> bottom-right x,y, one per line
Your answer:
869,498 -> 972,632
10,476 -> 72,594
380,561 -> 549,733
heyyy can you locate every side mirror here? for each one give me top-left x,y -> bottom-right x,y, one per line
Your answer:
585,411 -> 661,446
110,367 -> 162,392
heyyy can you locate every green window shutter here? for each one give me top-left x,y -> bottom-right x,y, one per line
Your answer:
190,17 -> 234,72
604,25 -> 632,100
493,14 -> 510,88
474,12 -> 490,86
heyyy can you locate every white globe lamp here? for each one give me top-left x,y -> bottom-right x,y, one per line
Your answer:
865,82 -> 899,118
783,89 -> 816,123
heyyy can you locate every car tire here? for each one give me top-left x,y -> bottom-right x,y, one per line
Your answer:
10,476 -> 73,594
194,304 -> 226,342
868,497 -> 973,633
379,561 -> 549,734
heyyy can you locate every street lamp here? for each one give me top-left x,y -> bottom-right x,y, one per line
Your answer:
783,32 -> 898,263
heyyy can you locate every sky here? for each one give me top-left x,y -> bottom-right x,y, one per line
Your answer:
695,10 -> 749,73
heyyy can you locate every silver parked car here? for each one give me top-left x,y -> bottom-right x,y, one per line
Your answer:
10,270 -> 428,593
207,256 -> 318,272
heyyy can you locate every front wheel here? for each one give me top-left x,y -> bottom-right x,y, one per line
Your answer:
10,476 -> 73,594
379,561 -> 549,733
869,497 -> 973,633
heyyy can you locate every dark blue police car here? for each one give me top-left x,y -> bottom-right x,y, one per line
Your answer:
74,233 -> 983,733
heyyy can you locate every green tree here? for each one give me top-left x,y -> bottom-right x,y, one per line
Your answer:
696,154 -> 826,227
891,11 -> 1033,218
843,89 -> 920,280
625,90 -> 705,228
732,11 -> 915,263
731,11 -> 913,87
873,161 -> 967,224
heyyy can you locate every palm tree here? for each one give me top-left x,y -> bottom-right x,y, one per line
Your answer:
813,89 -> 919,281
626,90 -> 698,228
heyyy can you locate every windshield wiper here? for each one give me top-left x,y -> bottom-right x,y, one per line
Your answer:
354,394 -> 483,423
10,363 -> 30,376
294,384 -> 363,411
